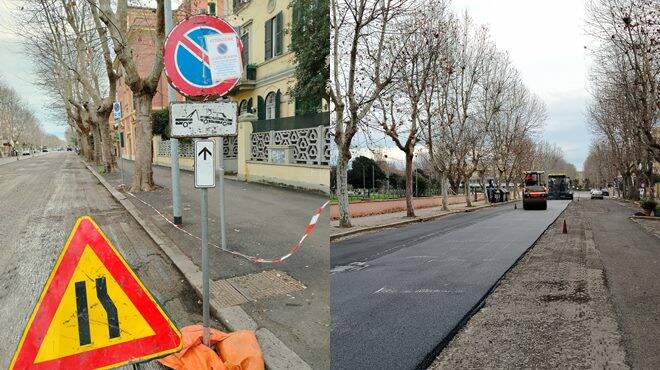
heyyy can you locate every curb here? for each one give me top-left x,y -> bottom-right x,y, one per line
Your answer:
630,215 -> 659,221
85,163 -> 311,370
331,199 -> 521,241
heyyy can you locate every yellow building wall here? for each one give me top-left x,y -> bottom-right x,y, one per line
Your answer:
228,0 -> 296,118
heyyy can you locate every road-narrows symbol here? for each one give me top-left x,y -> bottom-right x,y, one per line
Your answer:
10,216 -> 182,369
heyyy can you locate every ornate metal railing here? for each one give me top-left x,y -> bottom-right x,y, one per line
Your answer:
250,125 -> 330,165
158,137 -> 237,159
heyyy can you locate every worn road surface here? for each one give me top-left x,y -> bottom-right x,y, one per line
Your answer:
0,153 -> 216,368
581,197 -> 660,369
331,200 -> 570,370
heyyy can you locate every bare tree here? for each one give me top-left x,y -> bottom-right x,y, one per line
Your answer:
371,1 -> 448,217
97,0 -> 165,191
330,0 -> 406,227
586,0 -> 659,200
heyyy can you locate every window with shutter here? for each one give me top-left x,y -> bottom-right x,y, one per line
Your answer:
240,26 -> 250,65
257,96 -> 266,120
275,90 -> 281,118
264,19 -> 273,60
265,92 -> 276,119
275,12 -> 283,56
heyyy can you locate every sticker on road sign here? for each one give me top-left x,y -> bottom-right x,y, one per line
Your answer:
195,140 -> 216,188
170,101 -> 237,138
205,33 -> 242,83
163,15 -> 243,98
10,216 -> 182,369
113,101 -> 122,119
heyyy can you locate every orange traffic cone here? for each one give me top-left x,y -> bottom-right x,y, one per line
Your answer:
562,219 -> 568,234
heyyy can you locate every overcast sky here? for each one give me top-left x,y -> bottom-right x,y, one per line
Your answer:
452,0 -> 593,170
1,0 -> 594,168
0,0 -> 68,139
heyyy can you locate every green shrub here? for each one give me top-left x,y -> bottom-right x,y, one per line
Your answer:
640,197 -> 657,211
152,108 -> 170,139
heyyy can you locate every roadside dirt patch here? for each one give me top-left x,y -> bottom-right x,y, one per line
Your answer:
430,202 -> 628,369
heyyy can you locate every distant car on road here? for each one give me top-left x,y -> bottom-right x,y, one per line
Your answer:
22,149 -> 30,156
591,189 -> 604,199
42,148 -> 48,152
66,147 -> 73,151
601,188 -> 609,196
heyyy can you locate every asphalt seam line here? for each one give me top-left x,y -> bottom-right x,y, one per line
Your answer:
84,162 -> 311,370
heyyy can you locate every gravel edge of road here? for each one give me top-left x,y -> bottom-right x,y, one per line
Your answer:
84,163 -> 312,370
331,199 -> 522,242
414,200 -> 567,369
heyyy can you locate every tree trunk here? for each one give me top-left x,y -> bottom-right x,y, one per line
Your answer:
91,125 -> 102,165
441,173 -> 449,211
98,110 -> 116,172
464,176 -> 472,207
336,150 -> 352,228
405,152 -> 415,217
131,93 -> 155,192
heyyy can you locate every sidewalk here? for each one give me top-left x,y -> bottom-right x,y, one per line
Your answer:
98,159 -> 329,369
331,199 -> 506,239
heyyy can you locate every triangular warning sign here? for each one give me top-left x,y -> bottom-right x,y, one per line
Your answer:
10,216 -> 182,369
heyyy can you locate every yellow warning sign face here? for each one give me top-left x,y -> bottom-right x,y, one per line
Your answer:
10,216 -> 182,369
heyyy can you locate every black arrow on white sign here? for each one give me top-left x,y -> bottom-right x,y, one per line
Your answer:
198,146 -> 212,160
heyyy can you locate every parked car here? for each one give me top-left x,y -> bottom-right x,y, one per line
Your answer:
601,188 -> 609,196
590,189 -> 604,199
22,149 -> 30,156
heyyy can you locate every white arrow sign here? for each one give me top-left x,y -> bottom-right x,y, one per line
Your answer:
194,140 -> 215,188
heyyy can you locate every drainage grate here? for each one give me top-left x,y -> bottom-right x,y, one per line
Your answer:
209,270 -> 306,308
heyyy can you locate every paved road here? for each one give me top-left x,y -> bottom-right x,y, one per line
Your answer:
331,200 -> 570,370
0,153 -> 216,368
581,197 -> 660,368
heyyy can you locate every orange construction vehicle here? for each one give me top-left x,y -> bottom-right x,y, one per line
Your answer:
522,170 -> 548,210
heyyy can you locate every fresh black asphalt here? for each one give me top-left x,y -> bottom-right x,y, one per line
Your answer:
330,200 -> 570,370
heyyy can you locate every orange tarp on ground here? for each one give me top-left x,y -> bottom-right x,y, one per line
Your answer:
159,325 -> 264,370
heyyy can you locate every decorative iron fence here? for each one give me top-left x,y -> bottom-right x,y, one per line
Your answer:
250,125 -> 330,165
157,137 -> 237,159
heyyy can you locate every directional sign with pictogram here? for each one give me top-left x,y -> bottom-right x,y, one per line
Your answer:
164,15 -> 243,98
10,216 -> 182,369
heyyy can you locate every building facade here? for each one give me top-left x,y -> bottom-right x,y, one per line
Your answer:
226,0 -> 297,119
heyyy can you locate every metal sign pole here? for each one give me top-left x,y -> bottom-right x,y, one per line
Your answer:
219,137 -> 227,250
115,116 -> 125,186
200,186 -> 210,347
165,0 -> 183,225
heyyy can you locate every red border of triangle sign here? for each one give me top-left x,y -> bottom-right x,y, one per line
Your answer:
10,216 -> 182,369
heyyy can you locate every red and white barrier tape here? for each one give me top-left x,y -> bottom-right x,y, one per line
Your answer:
124,191 -> 328,264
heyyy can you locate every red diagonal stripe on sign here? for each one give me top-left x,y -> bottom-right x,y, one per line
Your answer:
180,36 -> 210,66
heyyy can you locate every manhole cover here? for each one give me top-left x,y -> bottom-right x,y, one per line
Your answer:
209,279 -> 248,308
209,270 -> 306,308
